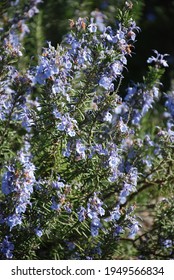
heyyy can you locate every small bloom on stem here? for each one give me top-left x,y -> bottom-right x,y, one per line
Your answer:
0,236 -> 14,259
147,50 -> 169,67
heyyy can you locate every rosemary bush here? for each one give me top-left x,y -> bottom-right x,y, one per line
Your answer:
0,0 -> 174,260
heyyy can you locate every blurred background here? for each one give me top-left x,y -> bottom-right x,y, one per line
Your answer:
25,0 -> 174,91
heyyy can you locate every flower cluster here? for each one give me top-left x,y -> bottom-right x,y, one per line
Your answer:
1,141 -> 36,231
78,193 -> 105,237
0,236 -> 14,259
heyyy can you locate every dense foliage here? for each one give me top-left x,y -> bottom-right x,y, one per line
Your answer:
0,0 -> 174,260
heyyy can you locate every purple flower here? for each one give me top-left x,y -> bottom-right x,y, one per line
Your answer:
132,111 -> 142,126
53,108 -> 62,119
119,183 -> 134,204
76,140 -> 86,159
91,10 -> 106,32
110,206 -> 121,221
162,239 -> 172,248
108,153 -> 120,169
52,181 -> 65,189
51,199 -> 61,211
118,118 -> 128,133
88,21 -> 97,33
34,228 -> 43,237
92,144 -> 108,156
64,203 -> 72,213
91,225 -> 99,237
99,76 -> 113,91
34,56 -> 59,85
129,167 -> 138,186
77,206 -> 86,222
0,236 -> 14,259
27,4 -> 41,18
6,214 -> 22,230
87,193 -> 105,218
119,191 -> 128,204
114,103 -> 129,115
62,143 -> 71,157
77,47 -> 92,66
66,34 -> 81,55
111,61 -> 123,77
165,92 -> 174,117
63,58 -> 72,69
124,85 -> 137,101
128,221 -> 139,238
147,50 -> 169,67
103,111 -> 112,122
91,217 -> 100,227
15,203 -> 27,214
57,114 -> 77,137
108,169 -> 119,182
102,26 -> 118,43
18,20 -> 30,40
167,125 -> 174,142
144,135 -> 154,147
57,122 -> 66,131
1,168 -> 15,195
114,225 -> 124,236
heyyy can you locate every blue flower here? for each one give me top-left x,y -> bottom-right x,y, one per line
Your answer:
51,199 -> 61,211
0,236 -> 14,259
6,214 -> 22,231
57,114 -> 77,137
124,85 -> 137,101
77,206 -> 86,222
15,203 -> 27,214
111,61 -> 123,77
103,111 -> 112,123
1,168 -> 15,195
88,20 -> 97,33
162,239 -> 172,248
108,153 -> 120,169
92,144 -> 108,156
64,203 -> 72,213
165,92 -> 174,117
110,206 -> 121,221
91,216 -> 101,227
118,118 -> 128,133
34,228 -> 43,237
62,144 -> 71,157
34,56 -> 59,85
128,221 -> 139,238
114,225 -> 124,236
99,76 -> 113,91
76,140 -> 86,159
129,167 -> 138,186
102,26 -> 118,43
91,225 -> 99,237
119,183 -> 134,204
91,10 -> 106,32
52,181 -> 65,189
147,50 -> 169,67
132,111 -> 142,125
87,193 -> 105,218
